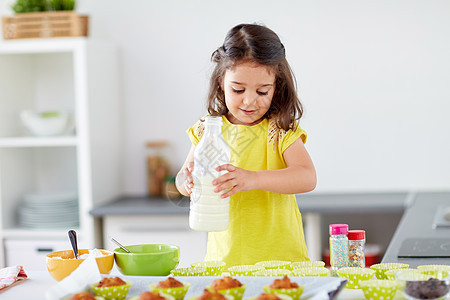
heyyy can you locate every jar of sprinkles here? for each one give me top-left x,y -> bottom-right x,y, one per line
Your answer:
329,224 -> 349,276
348,230 -> 366,268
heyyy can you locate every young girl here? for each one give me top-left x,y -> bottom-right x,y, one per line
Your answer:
176,23 -> 316,267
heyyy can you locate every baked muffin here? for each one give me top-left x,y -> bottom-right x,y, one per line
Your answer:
68,292 -> 96,300
255,293 -> 282,300
198,289 -> 227,300
262,277 -> 304,300
156,277 -> 184,288
269,276 -> 299,289
210,276 -> 242,290
140,291 -> 167,300
97,277 -> 127,287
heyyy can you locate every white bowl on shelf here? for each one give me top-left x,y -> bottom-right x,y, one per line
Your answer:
20,110 -> 73,137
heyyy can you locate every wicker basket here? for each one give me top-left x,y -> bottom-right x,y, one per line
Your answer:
2,11 -> 88,40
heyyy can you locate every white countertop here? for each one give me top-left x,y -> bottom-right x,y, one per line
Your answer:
1,270 -> 412,300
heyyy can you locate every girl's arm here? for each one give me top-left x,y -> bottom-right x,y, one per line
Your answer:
175,145 -> 195,196
213,138 -> 316,197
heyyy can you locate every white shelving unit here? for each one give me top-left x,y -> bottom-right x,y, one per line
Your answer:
0,37 -> 122,269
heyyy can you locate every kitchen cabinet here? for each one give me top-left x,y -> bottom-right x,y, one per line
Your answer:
0,37 -> 122,269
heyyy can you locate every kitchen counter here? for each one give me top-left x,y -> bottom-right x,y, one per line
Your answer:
0,270 -> 391,300
90,192 -> 410,216
382,191 -> 450,267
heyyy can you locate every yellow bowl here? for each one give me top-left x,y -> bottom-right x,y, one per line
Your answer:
336,267 -> 375,289
149,282 -> 191,300
290,261 -> 325,270
191,261 -> 226,276
370,263 -> 409,280
46,249 -> 114,281
91,280 -> 132,300
291,267 -> 329,277
255,260 -> 291,270
228,265 -> 265,276
359,279 -> 401,300
262,284 -> 305,300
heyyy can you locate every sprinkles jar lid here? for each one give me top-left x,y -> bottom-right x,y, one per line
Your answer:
329,224 -> 349,235
348,230 -> 365,240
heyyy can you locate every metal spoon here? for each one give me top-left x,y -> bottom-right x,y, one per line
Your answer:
68,229 -> 79,259
110,237 -> 131,253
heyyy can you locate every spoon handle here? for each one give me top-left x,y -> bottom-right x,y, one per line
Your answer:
111,237 -> 131,253
68,230 -> 79,259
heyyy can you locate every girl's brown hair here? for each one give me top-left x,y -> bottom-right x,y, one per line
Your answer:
207,23 -> 303,131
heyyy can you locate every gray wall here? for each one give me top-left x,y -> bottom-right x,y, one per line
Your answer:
1,0 -> 450,195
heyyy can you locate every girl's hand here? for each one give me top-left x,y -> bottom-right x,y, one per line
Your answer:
213,164 -> 256,198
176,161 -> 194,195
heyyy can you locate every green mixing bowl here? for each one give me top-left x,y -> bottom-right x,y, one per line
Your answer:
114,244 -> 180,276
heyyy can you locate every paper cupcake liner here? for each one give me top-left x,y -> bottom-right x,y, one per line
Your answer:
336,267 -> 375,289
370,263 -> 409,280
254,269 -> 292,277
247,294 -> 293,300
255,260 -> 291,270
207,284 -> 247,300
149,282 -> 191,300
188,295 -> 233,300
418,265 -> 450,279
359,280 -> 400,300
228,265 -> 265,276
129,292 -> 175,300
91,280 -> 132,300
191,261 -> 226,276
384,268 -> 412,280
291,267 -> 330,277
262,284 -> 305,300
170,267 -> 206,277
290,261 -> 325,270
417,265 -> 450,271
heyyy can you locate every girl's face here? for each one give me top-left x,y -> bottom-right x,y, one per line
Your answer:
220,61 -> 276,126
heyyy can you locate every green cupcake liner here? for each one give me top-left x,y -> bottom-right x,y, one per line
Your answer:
290,261 -> 325,270
417,264 -> 450,271
254,269 -> 292,277
291,267 -> 330,277
170,267 -> 206,277
370,263 -> 409,280
206,284 -> 247,300
384,268 -> 413,280
91,280 -> 132,300
129,292 -> 175,300
255,260 -> 291,270
191,261 -> 226,276
247,294 -> 293,300
262,284 -> 305,300
336,267 -> 375,289
359,279 -> 401,300
149,282 -> 191,300
418,265 -> 450,279
228,265 -> 265,276
188,295 -> 233,300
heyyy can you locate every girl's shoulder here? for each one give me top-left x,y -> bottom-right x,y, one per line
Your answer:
268,118 -> 307,151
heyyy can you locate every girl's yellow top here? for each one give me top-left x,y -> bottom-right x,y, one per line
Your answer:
187,115 -> 309,266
